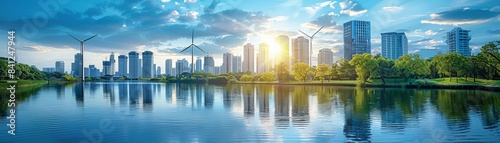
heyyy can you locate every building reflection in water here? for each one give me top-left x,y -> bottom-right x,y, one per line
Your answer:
103,83 -> 115,106
129,84 -> 141,106
195,84 -> 203,108
223,84 -> 233,109
291,86 -> 309,127
204,84 -> 214,108
55,83 -> 65,100
243,85 -> 255,116
274,85 -> 290,128
343,87 -> 371,142
118,83 -> 128,106
257,85 -> 270,118
165,83 -> 173,102
143,84 -> 153,112
176,84 -> 188,105
74,82 -> 84,107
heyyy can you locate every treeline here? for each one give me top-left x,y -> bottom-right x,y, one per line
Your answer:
0,58 -> 77,81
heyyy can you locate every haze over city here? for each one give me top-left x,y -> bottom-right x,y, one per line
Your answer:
1,0 -> 499,73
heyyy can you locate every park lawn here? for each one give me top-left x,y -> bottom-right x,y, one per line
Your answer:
425,78 -> 500,86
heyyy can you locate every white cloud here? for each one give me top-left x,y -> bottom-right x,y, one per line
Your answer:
339,0 -> 353,9
167,10 -> 179,18
425,30 -> 437,35
268,16 -> 288,22
184,11 -> 199,19
161,0 -> 171,3
382,6 -> 403,12
184,0 -> 197,3
305,1 -> 333,15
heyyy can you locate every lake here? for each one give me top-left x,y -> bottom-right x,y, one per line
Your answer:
1,82 -> 499,142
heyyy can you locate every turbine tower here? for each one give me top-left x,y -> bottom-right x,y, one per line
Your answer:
180,30 -> 206,73
299,26 -> 324,66
67,33 -> 98,82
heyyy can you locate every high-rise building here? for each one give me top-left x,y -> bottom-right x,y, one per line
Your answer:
142,51 -> 154,78
89,65 -> 100,78
138,59 -> 142,78
446,27 -> 471,57
243,43 -> 255,73
196,57 -> 202,72
153,64 -> 157,77
222,53 -> 233,74
275,35 -> 290,69
84,67 -> 90,77
109,52 -> 116,75
118,55 -> 128,77
165,59 -> 172,76
43,67 -> 56,72
128,51 -> 140,79
71,53 -> 82,77
344,20 -> 371,60
292,36 -> 310,66
204,55 -> 215,74
156,66 -> 161,77
176,59 -> 190,75
232,55 -> 242,73
102,61 -> 112,76
55,61 -> 64,73
381,32 -> 408,60
318,48 -> 333,65
257,42 -> 271,74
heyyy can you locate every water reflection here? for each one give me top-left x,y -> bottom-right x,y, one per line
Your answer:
143,84 -> 153,112
73,83 -> 84,107
204,84 -> 214,108
118,84 -> 128,106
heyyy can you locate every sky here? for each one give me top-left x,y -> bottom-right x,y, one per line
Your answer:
1,0 -> 500,73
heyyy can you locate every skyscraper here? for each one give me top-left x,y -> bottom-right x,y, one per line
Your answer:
196,57 -> 202,72
109,52 -> 116,75
156,66 -> 161,77
446,27 -> 471,57
381,32 -> 408,60
344,20 -> 371,60
243,43 -> 255,73
318,48 -> 333,65
142,51 -> 154,78
291,36 -> 310,66
204,55 -> 215,74
71,53 -> 82,77
275,35 -> 290,69
232,55 -> 242,73
118,55 -> 128,77
165,59 -> 172,76
222,53 -> 233,74
128,51 -> 140,79
153,64 -> 157,77
89,65 -> 100,77
102,61 -> 112,76
176,59 -> 190,75
257,42 -> 271,74
55,61 -> 64,73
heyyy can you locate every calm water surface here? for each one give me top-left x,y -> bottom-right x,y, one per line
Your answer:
1,82 -> 500,142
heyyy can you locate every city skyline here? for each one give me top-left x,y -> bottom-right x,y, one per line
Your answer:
1,0 -> 499,73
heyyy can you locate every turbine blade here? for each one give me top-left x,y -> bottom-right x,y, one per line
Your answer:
311,26 -> 324,37
180,45 -> 192,53
194,45 -> 206,53
83,34 -> 98,42
67,33 -> 82,42
298,30 -> 311,38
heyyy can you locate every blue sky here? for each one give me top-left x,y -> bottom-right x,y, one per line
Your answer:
1,0 -> 499,73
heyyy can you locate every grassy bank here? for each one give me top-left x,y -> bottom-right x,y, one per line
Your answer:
0,80 -> 48,90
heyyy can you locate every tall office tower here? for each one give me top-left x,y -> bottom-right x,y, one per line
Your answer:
172,68 -> 176,76
43,67 -> 56,72
84,67 -> 90,77
142,51 -> 154,78
196,57 -> 202,72
222,53 -> 233,74
257,42 -> 271,74
89,65 -> 100,77
291,36 -> 310,66
204,55 -> 215,74
71,53 -> 82,77
243,43 -> 255,73
232,55 -> 242,73
55,61 -> 64,73
344,20 -> 371,60
165,59 -> 172,76
176,59 -> 189,76
109,52 -> 116,75
214,66 -> 220,75
138,59 -> 142,78
446,27 -> 471,57
153,64 -> 157,77
102,60 -> 112,76
118,55 -> 128,77
318,48 -> 334,65
128,51 -> 140,79
275,35 -> 290,69
381,32 -> 408,60
156,66 -> 161,77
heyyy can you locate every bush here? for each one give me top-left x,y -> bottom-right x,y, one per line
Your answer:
239,74 -> 254,81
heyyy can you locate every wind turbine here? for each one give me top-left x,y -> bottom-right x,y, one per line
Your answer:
67,33 -> 98,82
298,26 -> 324,66
180,30 -> 206,73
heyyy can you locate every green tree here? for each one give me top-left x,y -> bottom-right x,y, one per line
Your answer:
349,53 -> 378,84
258,72 -> 275,82
240,74 -> 254,81
292,62 -> 310,82
315,64 -> 330,83
275,62 -> 290,82
374,55 -> 395,85
395,54 -> 429,82
336,58 -> 356,80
